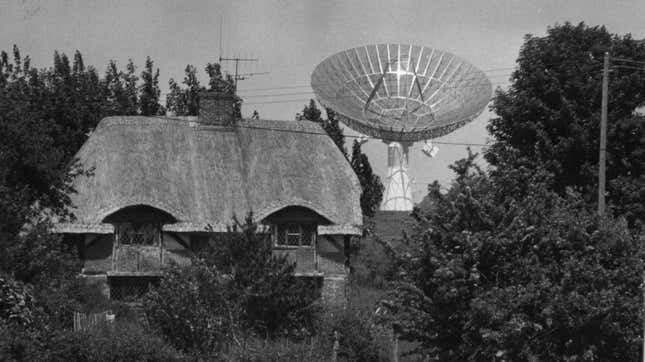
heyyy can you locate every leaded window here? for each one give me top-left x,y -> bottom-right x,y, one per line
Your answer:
273,224 -> 316,247
116,222 -> 161,246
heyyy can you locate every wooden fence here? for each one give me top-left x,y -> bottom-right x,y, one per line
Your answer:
72,311 -> 115,332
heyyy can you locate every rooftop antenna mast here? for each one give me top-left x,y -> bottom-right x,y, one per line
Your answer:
219,56 -> 260,89
219,17 -> 263,89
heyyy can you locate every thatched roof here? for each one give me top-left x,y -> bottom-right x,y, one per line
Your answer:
54,116 -> 362,235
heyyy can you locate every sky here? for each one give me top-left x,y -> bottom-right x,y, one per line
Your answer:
2,0 -> 645,202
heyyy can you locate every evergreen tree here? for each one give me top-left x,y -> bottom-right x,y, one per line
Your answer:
301,99 -> 383,216
139,56 -> 161,116
301,99 -> 347,157
103,60 -> 128,115
165,65 -> 200,116
350,140 -> 384,217
165,78 -> 185,116
205,62 -> 223,90
122,59 -> 138,115
183,64 -> 200,116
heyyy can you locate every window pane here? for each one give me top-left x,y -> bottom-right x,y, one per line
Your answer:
276,226 -> 286,245
301,225 -> 314,246
118,223 -> 159,245
285,224 -> 301,246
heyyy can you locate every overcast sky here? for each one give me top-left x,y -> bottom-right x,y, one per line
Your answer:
2,0 -> 644,201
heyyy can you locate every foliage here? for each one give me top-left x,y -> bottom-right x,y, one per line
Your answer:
144,215 -> 320,355
3,223 -> 79,285
301,99 -> 384,217
43,322 -> 180,361
143,260 -> 234,355
0,46 -> 163,238
0,320 -> 44,362
350,140 -> 385,217
487,22 -> 645,226
138,56 -> 162,116
223,335 -> 329,362
318,304 -> 390,362
378,150 -> 644,361
165,62 -> 240,117
302,99 -> 347,157
0,275 -> 35,326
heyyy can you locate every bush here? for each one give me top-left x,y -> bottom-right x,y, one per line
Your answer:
379,152 -> 645,361
144,216 -> 321,355
0,274 -> 35,326
0,320 -> 45,361
200,216 -> 320,336
143,260 -> 234,355
223,335 -> 329,361
317,305 -> 389,362
43,321 -> 181,361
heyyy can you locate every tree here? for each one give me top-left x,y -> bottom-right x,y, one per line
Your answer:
139,56 -> 161,116
301,99 -> 384,217
165,78 -> 184,116
183,64 -> 200,116
350,140 -> 384,217
122,59 -> 138,115
487,22 -> 645,225
378,150 -> 643,360
103,60 -> 129,116
166,64 -> 201,116
301,100 -> 347,157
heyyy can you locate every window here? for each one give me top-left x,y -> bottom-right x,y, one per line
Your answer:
108,276 -> 160,302
116,222 -> 160,246
274,224 -> 316,247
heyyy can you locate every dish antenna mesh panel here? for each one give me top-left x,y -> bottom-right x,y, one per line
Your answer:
311,44 -> 492,210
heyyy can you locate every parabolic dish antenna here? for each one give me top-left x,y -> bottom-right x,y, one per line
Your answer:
311,44 -> 492,211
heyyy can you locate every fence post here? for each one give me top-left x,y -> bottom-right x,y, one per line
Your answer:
332,330 -> 340,362
392,329 -> 399,362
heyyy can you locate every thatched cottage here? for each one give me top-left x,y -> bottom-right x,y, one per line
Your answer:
54,89 -> 362,302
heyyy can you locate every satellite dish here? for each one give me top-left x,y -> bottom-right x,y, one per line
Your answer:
311,44 -> 491,210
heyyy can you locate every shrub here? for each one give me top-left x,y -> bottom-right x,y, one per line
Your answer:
223,335 -> 329,361
200,216 -> 320,336
43,321 -> 181,361
144,215 -> 321,355
317,305 -> 389,362
379,152 -> 645,361
0,320 -> 45,361
143,260 -> 234,355
0,274 -> 35,326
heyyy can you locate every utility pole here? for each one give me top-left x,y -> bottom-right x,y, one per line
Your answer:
598,52 -> 609,216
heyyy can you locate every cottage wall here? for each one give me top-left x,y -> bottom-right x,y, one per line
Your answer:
317,235 -> 346,275
80,232 -> 191,274
83,235 -> 113,274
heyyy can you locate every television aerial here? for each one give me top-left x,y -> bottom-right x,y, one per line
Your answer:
311,44 -> 492,211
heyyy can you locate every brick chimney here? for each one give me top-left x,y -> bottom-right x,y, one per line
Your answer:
198,89 -> 239,126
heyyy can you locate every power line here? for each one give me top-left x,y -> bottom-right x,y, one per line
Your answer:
229,122 -> 489,147
237,67 -> 517,93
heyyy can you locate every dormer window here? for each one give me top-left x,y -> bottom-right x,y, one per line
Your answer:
274,224 -> 316,247
117,222 -> 161,246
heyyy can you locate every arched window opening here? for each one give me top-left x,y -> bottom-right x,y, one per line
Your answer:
264,206 -> 329,275
116,222 -> 161,246
273,223 -> 316,247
